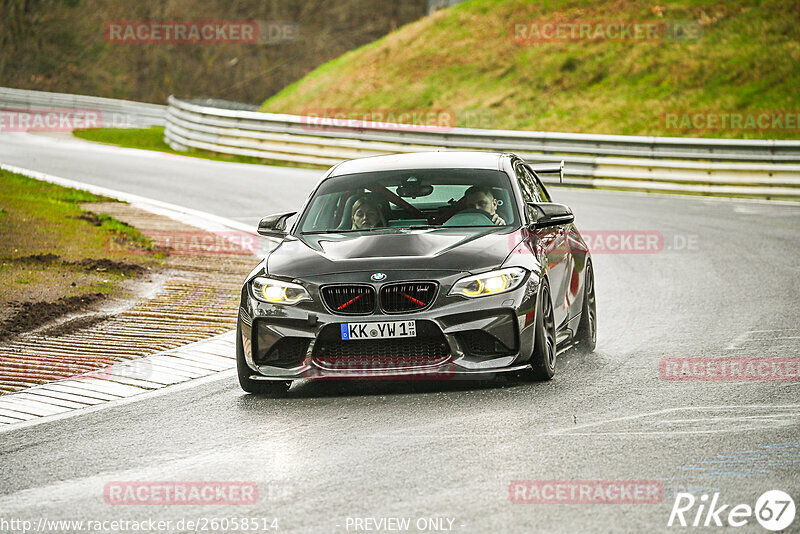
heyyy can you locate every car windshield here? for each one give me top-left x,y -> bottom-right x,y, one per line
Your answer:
298,168 -> 518,233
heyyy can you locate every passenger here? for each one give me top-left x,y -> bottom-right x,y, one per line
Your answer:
463,185 -> 506,225
351,195 -> 387,229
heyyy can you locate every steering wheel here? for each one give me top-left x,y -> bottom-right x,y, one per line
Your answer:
443,208 -> 495,226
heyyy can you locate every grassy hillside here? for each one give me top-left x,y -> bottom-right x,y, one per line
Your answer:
262,0 -> 800,139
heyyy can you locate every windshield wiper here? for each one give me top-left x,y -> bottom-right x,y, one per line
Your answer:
303,226 -> 437,234
301,225 -> 506,235
300,229 -> 366,235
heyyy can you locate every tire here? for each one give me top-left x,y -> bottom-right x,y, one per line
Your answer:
522,278 -> 557,381
574,260 -> 597,353
236,324 -> 291,396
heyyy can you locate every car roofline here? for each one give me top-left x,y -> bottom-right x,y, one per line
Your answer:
326,151 -> 512,177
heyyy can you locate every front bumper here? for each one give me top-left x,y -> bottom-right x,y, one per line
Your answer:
239,271 -> 539,380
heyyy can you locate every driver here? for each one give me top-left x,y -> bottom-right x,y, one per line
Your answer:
351,195 -> 387,229
463,185 -> 506,225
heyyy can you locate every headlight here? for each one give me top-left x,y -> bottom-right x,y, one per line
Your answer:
449,267 -> 527,298
251,277 -> 311,305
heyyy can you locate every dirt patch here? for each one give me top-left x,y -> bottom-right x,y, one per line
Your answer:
76,212 -> 104,226
75,258 -> 147,275
10,254 -> 147,275
0,200 -> 259,396
0,171 -> 165,356
1,254 -> 149,341
16,253 -> 61,264
39,314 -> 110,337
0,293 -> 107,343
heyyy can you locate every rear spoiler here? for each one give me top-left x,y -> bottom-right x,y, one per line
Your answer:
528,160 -> 565,184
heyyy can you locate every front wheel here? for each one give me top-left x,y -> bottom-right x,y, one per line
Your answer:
574,261 -> 597,353
236,324 -> 291,396
522,278 -> 557,381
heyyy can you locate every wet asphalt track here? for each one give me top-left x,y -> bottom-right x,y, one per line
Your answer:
1,132 -> 799,533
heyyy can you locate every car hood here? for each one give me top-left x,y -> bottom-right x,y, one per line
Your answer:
267,227 -> 517,277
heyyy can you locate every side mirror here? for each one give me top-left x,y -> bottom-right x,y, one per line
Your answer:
527,202 -> 574,228
257,212 -> 296,238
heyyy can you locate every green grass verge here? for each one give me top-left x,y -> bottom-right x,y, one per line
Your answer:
0,169 -> 161,306
262,0 -> 800,140
72,127 -> 326,169
73,127 -> 169,152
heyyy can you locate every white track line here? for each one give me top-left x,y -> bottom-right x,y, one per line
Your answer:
0,162 -> 259,235
544,405 -> 800,436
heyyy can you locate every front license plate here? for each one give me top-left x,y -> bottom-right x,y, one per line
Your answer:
341,321 -> 416,340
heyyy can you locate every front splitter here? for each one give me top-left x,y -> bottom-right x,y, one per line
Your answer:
248,362 -> 531,381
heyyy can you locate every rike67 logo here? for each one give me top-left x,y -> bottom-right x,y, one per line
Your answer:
668,490 -> 795,531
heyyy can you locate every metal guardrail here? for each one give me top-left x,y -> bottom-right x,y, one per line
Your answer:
165,96 -> 800,200
0,87 -> 166,128
2,88 -> 797,199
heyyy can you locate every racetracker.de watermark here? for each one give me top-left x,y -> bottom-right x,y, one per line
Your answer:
581,230 -> 663,254
103,482 -> 258,505
663,110 -> 800,133
510,19 -> 701,44
0,517 -> 279,533
300,108 -> 458,133
660,357 -> 800,381
107,231 -> 268,256
104,20 -> 299,44
509,230 -> 698,254
0,109 -> 102,132
509,480 -> 663,504
0,357 -> 115,382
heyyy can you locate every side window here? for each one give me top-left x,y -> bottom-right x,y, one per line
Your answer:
514,162 -> 537,204
531,173 -> 552,202
514,162 -> 539,222
520,164 -> 553,202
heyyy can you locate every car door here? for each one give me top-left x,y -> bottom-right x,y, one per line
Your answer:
515,162 -> 570,328
528,167 -> 589,327
532,168 -> 580,328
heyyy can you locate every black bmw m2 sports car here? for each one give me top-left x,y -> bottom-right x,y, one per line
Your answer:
237,151 -> 596,394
